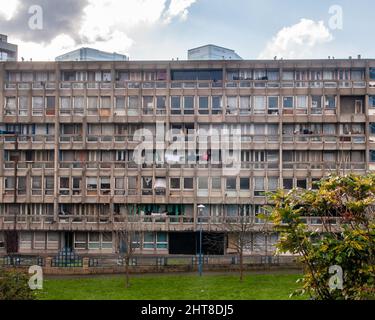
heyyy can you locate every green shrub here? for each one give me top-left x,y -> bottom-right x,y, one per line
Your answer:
0,268 -> 36,300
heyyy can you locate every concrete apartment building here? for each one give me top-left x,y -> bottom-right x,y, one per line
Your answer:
0,35 -> 18,62
0,57 -> 375,257
56,47 -> 129,62
188,45 -> 242,60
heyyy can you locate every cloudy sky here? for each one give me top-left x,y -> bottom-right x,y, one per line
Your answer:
0,0 -> 373,61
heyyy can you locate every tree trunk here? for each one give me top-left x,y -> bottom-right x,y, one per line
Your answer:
125,256 -> 130,288
239,250 -> 244,282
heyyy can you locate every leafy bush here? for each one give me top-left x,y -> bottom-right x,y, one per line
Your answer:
0,268 -> 36,300
268,174 -> 375,300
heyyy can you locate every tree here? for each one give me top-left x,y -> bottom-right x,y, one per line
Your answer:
0,268 -> 36,300
117,215 -> 142,288
210,210 -> 270,282
268,174 -> 375,300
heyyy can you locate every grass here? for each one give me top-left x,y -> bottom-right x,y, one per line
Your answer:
37,272 -> 306,300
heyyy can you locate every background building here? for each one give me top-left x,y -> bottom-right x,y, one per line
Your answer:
188,44 -> 242,60
0,58 -> 374,256
56,47 -> 129,62
0,35 -> 18,61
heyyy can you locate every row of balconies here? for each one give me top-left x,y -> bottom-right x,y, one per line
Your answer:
3,80 -> 370,90
1,161 -> 368,171
0,134 -> 369,149
0,214 -> 341,232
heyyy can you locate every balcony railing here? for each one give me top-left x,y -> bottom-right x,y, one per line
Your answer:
0,214 -> 342,230
282,134 -> 366,144
282,162 -> 366,171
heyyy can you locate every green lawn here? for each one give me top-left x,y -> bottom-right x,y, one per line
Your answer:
37,272 -> 306,300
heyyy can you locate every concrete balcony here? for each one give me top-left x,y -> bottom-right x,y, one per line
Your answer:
282,135 -> 366,150
0,214 -> 342,233
0,135 -> 55,150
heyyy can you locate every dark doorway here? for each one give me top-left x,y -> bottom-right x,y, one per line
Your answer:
5,230 -> 19,254
64,232 -> 74,250
200,233 -> 225,255
169,232 -> 225,255
169,232 -> 196,254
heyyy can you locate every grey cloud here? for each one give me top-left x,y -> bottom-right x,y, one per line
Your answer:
0,0 -> 89,43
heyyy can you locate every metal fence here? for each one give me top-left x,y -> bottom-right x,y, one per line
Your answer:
0,255 -> 44,267
51,248 -> 83,267
0,254 -> 296,269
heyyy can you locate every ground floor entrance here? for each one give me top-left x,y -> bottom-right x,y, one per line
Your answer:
169,232 -> 225,255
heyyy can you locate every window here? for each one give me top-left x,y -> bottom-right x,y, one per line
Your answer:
312,96 -> 322,112
170,177 -> 180,189
100,177 -> 110,195
46,96 -> 55,112
74,233 -> 87,250
198,177 -> 208,190
183,96 -> 194,115
226,177 -> 237,190
370,68 -> 375,80
143,232 -> 154,249
5,97 -> 17,115
115,177 -> 125,195
323,70 -> 335,80
199,96 -> 209,114
45,177 -> 54,195
240,96 -> 251,114
370,123 -> 375,135
128,177 -> 137,195
184,178 -> 193,190
254,96 -> 265,113
0,233 -> 4,249
73,96 -> 85,114
18,96 -> 29,116
325,96 -> 336,109
142,96 -> 153,114
297,179 -> 307,189
267,70 -> 279,81
370,151 -> 375,162
128,96 -> 139,115
211,177 -> 221,190
268,96 -> 279,113
32,97 -> 44,115
59,177 -> 70,195
369,96 -> 375,108
296,96 -> 308,109
171,96 -> 181,114
87,97 -> 98,113
101,96 -> 111,109
226,96 -> 237,114
212,96 -> 222,114
240,178 -> 250,190
254,177 -> 265,196
268,177 -> 279,191
18,177 -> 26,195
283,97 -> 293,109
142,177 -> 153,195
86,177 -> 97,191
171,69 -> 222,81
72,177 -> 81,195
351,70 -> 364,80
32,176 -> 42,195
88,233 -> 100,249
283,178 -> 293,190
282,71 -> 294,81
254,70 -> 267,80
115,96 -> 126,110
156,96 -> 166,114
156,233 -> 168,249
